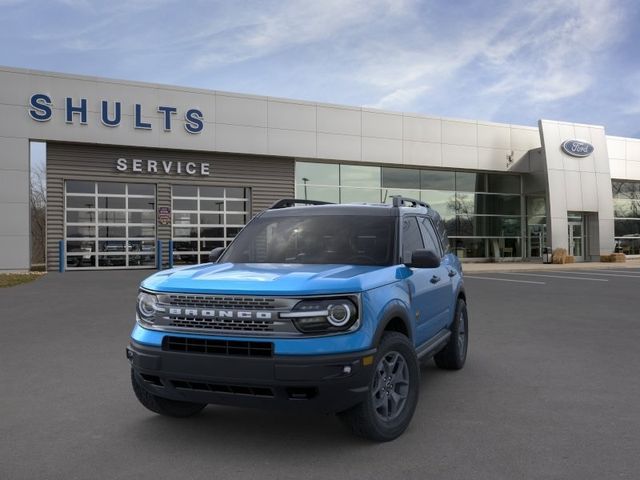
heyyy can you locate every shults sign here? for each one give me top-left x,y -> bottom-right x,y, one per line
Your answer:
28,94 -> 204,134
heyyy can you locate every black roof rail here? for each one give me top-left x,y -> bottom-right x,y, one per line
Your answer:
391,195 -> 430,209
269,198 -> 334,209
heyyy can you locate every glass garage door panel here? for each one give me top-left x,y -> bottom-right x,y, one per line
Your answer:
65,181 -> 156,269
172,186 -> 249,265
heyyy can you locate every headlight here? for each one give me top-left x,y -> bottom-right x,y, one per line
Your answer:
281,298 -> 358,334
136,291 -> 158,325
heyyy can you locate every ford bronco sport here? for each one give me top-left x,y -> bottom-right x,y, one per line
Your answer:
127,196 -> 468,441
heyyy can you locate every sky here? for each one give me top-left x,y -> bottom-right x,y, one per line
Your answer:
2,0 -> 640,137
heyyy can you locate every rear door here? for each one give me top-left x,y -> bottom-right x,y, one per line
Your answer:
418,216 -> 453,332
401,216 -> 449,346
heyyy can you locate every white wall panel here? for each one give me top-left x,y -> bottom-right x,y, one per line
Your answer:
362,137 -> 402,163
0,169 -> 28,203
0,136 -> 29,171
478,147 -> 510,171
317,133 -> 361,161
579,172 -> 598,212
590,128 -> 610,174
402,116 -> 441,143
477,123 -> 510,149
625,161 -> 640,180
215,124 -> 267,154
626,139 -> 640,161
402,140 -> 441,167
606,137 -> 626,159
216,94 -> 267,127
442,120 -> 476,146
0,235 -> 30,271
442,144 -> 477,169
0,203 -> 29,235
609,159 -> 626,179
268,101 -> 316,132
564,170 -> 583,211
362,111 -> 402,139
317,106 -> 361,136
268,129 -> 316,157
511,127 -> 541,151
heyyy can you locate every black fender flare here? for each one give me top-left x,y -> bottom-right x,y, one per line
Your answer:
371,300 -> 413,348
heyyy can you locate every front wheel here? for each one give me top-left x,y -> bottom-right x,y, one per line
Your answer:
434,297 -> 468,370
131,369 -> 206,418
338,332 -> 419,442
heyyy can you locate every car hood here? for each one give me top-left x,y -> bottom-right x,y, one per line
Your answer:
141,263 -> 399,295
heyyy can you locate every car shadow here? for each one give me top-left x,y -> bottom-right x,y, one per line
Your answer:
121,359 -> 453,452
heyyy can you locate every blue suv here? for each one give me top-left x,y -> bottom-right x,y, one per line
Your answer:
127,196 -> 468,441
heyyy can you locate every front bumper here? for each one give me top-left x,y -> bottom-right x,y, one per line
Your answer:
127,340 -> 376,414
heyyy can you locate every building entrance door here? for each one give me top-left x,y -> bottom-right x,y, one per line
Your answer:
567,212 -> 584,261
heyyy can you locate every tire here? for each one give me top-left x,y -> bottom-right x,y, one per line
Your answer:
434,298 -> 468,370
338,332 -> 419,442
131,369 -> 206,418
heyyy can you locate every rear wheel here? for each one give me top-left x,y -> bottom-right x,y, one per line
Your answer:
434,298 -> 468,370
131,369 -> 206,417
338,332 -> 419,442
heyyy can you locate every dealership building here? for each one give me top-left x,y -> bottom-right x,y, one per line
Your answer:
1,65 -> 640,272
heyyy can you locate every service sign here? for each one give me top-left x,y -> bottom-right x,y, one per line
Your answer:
158,207 -> 171,226
561,139 -> 594,157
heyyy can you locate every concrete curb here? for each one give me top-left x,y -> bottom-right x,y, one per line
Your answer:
461,259 -> 640,273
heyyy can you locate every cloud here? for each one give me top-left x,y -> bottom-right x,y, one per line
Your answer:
190,0 -> 412,70
482,0 -> 624,103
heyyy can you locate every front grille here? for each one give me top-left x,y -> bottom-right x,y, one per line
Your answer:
168,316 -> 274,332
163,336 -> 273,357
164,294 -> 278,310
171,380 -> 274,398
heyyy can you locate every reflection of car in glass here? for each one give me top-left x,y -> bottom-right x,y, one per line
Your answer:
127,197 -> 468,441
67,242 -> 94,267
619,234 -> 640,255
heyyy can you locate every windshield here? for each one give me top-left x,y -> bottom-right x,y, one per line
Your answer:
220,214 -> 396,266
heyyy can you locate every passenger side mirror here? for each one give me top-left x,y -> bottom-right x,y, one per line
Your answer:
406,249 -> 440,269
208,247 -> 225,263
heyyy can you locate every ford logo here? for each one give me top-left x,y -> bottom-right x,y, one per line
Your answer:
561,139 -> 594,157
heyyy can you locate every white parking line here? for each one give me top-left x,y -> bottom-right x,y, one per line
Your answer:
500,272 -> 608,282
465,276 -> 545,285
570,270 -> 640,278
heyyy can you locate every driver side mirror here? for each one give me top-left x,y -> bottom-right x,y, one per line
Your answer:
405,249 -> 440,269
208,247 -> 225,263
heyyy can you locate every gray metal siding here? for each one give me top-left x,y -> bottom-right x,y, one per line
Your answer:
46,142 -> 295,271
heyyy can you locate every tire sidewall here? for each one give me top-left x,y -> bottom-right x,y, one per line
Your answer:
454,299 -> 469,366
364,333 -> 420,440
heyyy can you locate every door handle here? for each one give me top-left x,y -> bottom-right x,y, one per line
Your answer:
448,269 -> 457,277
430,275 -> 441,284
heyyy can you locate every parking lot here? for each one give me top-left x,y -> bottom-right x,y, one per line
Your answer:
1,267 -> 640,480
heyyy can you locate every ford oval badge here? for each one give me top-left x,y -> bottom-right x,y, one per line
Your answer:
561,139 -> 594,157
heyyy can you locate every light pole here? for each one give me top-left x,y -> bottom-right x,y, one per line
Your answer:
302,177 -> 309,200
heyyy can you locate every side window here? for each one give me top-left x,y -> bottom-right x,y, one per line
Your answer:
402,217 -> 424,263
419,217 -> 443,257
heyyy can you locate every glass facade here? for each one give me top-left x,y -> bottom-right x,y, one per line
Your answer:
612,180 -> 640,255
296,162 -> 525,258
65,180 -> 156,269
171,186 -> 249,265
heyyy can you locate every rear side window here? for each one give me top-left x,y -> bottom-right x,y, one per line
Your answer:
419,217 -> 443,257
402,217 -> 424,263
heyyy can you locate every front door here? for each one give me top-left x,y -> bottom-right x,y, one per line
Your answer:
567,214 -> 584,261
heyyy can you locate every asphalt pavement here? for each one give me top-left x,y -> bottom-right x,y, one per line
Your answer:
1,267 -> 639,480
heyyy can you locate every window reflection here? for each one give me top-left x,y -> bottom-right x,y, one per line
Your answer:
296,162 -> 525,259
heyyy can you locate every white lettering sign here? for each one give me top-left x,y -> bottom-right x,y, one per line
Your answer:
115,158 -> 211,176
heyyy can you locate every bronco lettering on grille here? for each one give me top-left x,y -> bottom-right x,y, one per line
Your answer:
167,308 -> 273,320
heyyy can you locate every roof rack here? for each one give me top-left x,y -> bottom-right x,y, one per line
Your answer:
269,198 -> 334,209
391,195 -> 430,209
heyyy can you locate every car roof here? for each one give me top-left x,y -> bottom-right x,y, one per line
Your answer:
261,202 -> 434,218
